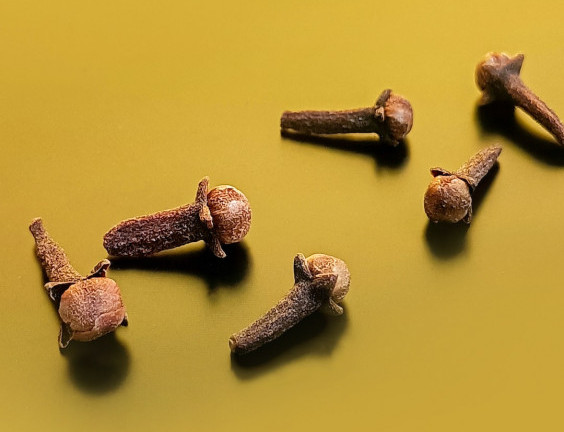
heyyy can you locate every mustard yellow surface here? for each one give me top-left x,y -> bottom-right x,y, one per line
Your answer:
2,1 -> 564,431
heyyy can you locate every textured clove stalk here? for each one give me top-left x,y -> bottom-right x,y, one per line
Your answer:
424,146 -> 502,224
280,89 -> 413,145
30,218 -> 128,348
476,52 -> 564,145
103,177 -> 251,259
229,253 -> 350,355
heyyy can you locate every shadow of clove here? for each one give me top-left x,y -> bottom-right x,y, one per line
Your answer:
476,103 -> 564,166
424,222 -> 469,259
281,130 -> 409,171
230,310 -> 348,380
61,333 -> 130,395
110,243 -> 251,292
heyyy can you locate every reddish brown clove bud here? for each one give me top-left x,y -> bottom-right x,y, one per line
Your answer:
229,253 -> 350,355
476,52 -> 564,145
103,177 -> 251,259
29,218 -> 128,348
280,89 -> 413,145
424,146 -> 502,224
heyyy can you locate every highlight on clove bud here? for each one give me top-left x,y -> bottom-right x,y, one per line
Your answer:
280,89 -> 413,145
29,218 -> 128,348
229,253 -> 350,355
103,176 -> 251,259
424,146 -> 502,224
476,52 -> 564,146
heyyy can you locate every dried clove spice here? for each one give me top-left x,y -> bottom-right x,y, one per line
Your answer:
280,89 -> 413,145
424,146 -> 502,224
103,177 -> 251,259
29,218 -> 128,348
229,253 -> 350,355
476,52 -> 564,145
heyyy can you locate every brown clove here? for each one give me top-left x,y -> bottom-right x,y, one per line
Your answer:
280,89 -> 413,145
424,146 -> 502,224
476,52 -> 564,145
103,177 -> 251,259
29,218 -> 128,348
229,253 -> 350,355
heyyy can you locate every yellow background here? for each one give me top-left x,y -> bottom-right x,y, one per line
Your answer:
2,1 -> 564,430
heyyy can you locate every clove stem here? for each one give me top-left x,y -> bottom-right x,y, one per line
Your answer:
30,218 -> 82,283
281,107 -> 381,135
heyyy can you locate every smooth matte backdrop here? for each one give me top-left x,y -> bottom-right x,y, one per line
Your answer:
2,1 -> 564,431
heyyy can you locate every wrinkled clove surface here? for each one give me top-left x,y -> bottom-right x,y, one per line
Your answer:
229,253 -> 350,355
29,218 -> 128,348
103,177 -> 251,259
476,52 -> 564,145
280,89 -> 413,145
424,146 -> 502,224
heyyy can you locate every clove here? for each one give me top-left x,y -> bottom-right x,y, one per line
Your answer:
103,177 -> 251,259
280,89 -> 413,145
476,52 -> 564,145
229,253 -> 350,355
30,218 -> 128,348
424,146 -> 502,224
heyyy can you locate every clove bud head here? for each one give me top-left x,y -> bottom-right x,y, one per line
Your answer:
58,277 -> 127,344
380,93 -> 414,143
424,176 -> 472,223
475,52 -> 524,104
306,253 -> 350,314
207,185 -> 252,244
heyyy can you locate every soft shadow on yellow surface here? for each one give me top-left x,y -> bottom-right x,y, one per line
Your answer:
424,222 -> 470,259
230,310 -> 348,380
476,103 -> 564,165
281,131 -> 410,171
61,334 -> 130,395
110,243 -> 251,292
